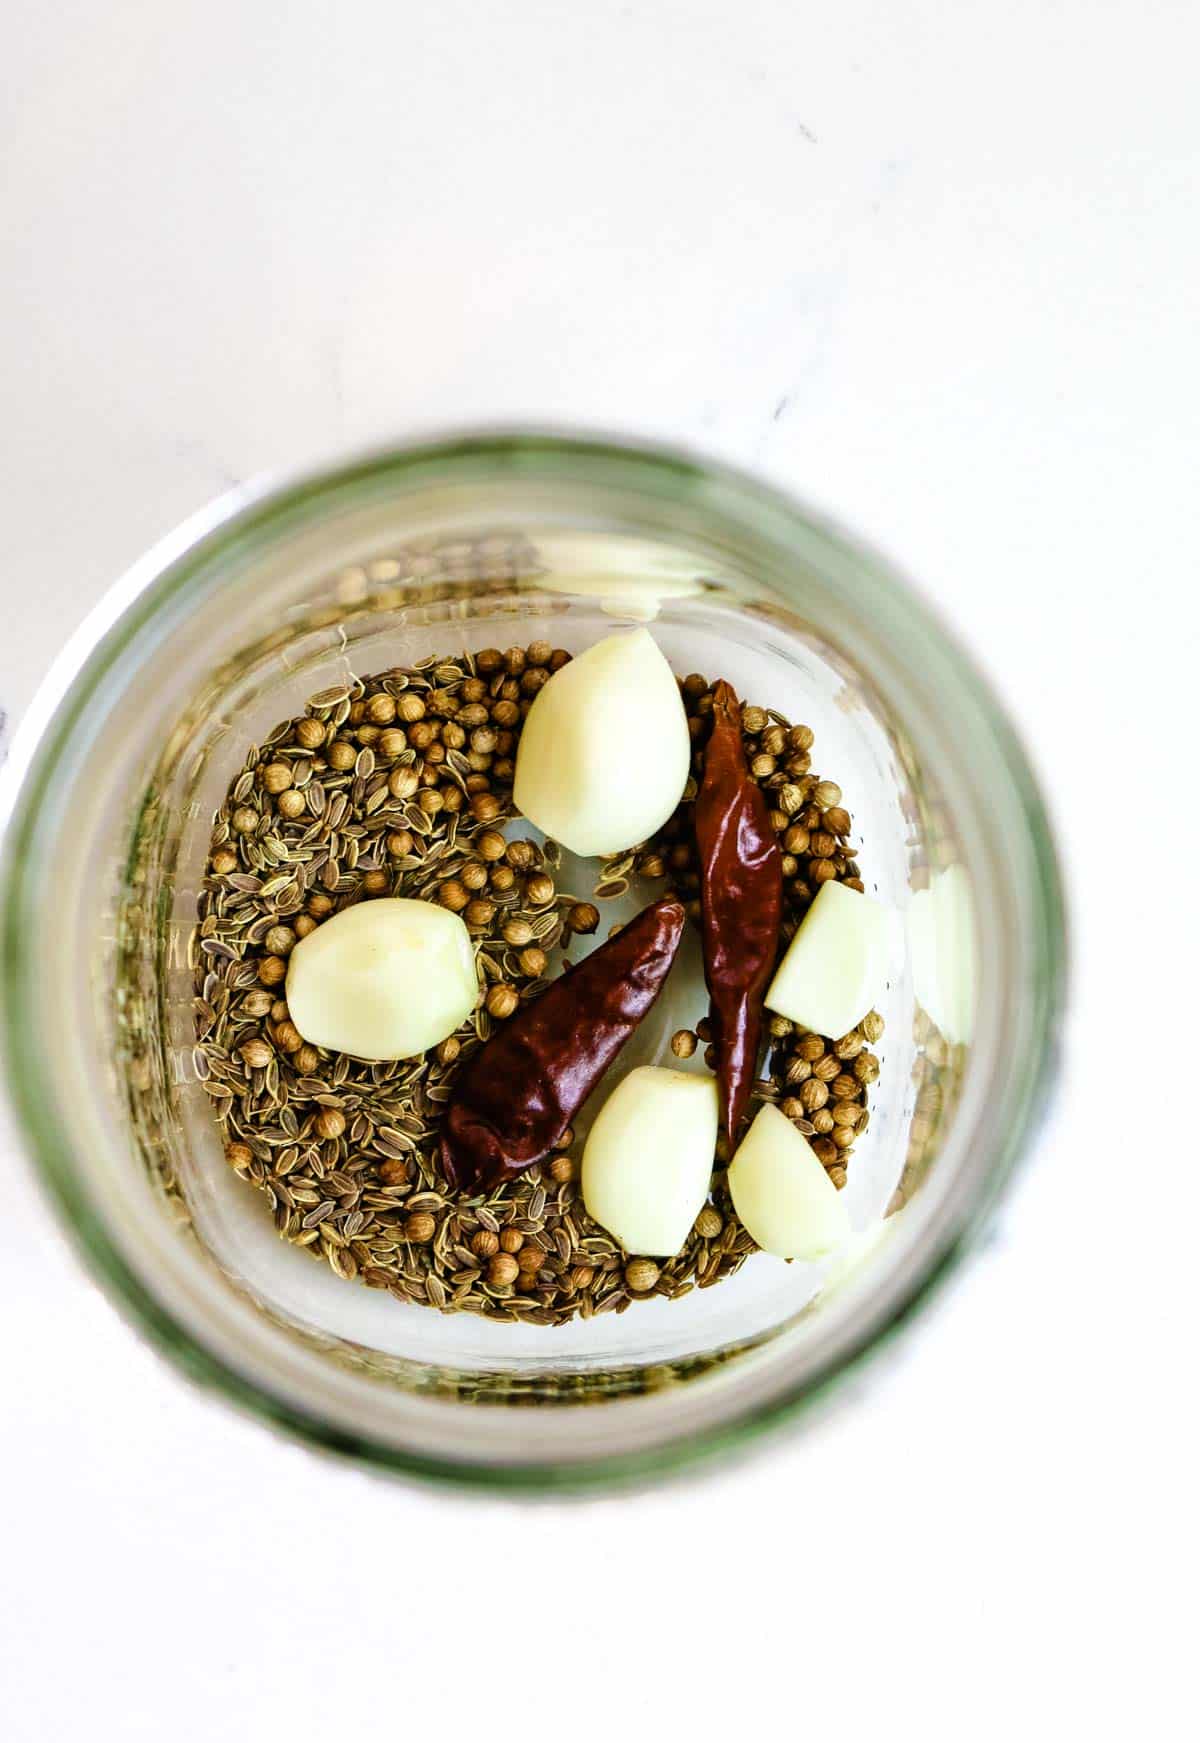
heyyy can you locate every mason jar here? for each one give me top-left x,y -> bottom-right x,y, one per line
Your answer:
0,433 -> 1065,1490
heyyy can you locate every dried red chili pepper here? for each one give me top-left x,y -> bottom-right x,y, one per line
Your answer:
440,896 -> 686,1190
694,679 -> 784,1143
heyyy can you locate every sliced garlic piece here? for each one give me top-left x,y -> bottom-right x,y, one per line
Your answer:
766,878 -> 890,1041
727,1103 -> 851,1260
286,898 -> 477,1061
581,1066 -> 718,1256
512,628 -> 690,856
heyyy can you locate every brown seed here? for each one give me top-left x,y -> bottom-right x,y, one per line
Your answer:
671,1029 -> 697,1058
274,1021 -> 304,1053
741,704 -> 768,734
378,728 -> 408,758
489,864 -> 515,892
548,1154 -> 576,1183
436,1035 -> 461,1066
417,788 -> 444,817
811,859 -> 837,884
409,721 -> 437,751
258,955 -> 287,986
506,839 -> 537,870
834,1031 -> 864,1060
812,1136 -> 838,1166
308,892 -> 333,917
761,725 -> 787,756
861,1010 -> 885,1043
832,1074 -> 862,1102
492,699 -> 520,728
526,640 -> 553,666
477,830 -> 507,862
486,983 -> 518,1019
396,694 -> 426,723
785,1056 -> 812,1084
488,1254 -> 519,1287
232,806 -> 259,834
294,1044 -> 319,1073
832,1099 -> 859,1128
570,1264 -> 595,1291
521,668 -> 548,696
695,1206 -> 723,1240
388,766 -> 419,800
242,989 -> 274,1017
625,1258 -> 660,1294
516,1243 -> 543,1273
210,848 -> 239,875
327,740 -> 356,771
470,792 -> 502,823
378,1156 -> 409,1186
225,1141 -> 254,1171
503,646 -> 526,675
554,1125 -> 575,1149
385,829 -> 414,858
240,1039 -> 273,1070
799,1078 -> 828,1111
270,999 -> 289,1023
779,783 -> 805,815
470,726 -> 498,755
314,1108 -> 346,1140
362,870 -> 389,895
854,1052 -> 880,1084
261,761 -> 292,794
366,693 -> 396,725
465,898 -> 496,929
527,874 -> 555,907
549,649 -> 570,670
798,1033 -> 825,1061
783,825 -> 810,855
295,717 -> 326,750
276,789 -> 306,820
811,832 -> 838,859
423,741 -> 446,766
441,722 -> 466,751
814,1053 -> 841,1082
813,780 -> 842,810
750,753 -> 776,780
781,1096 -> 806,1121
471,1229 -> 500,1260
828,1164 -> 848,1189
788,724 -> 815,752
696,1017 -> 713,1042
514,946 -> 544,979
461,861 -> 489,891
639,853 -> 666,879
703,1043 -> 718,1070
811,1109 -> 835,1134
824,806 -> 852,837
568,902 -> 600,934
405,1212 -> 436,1243
832,1123 -> 856,1149
293,913 -> 317,938
503,918 -> 534,947
475,648 -> 503,673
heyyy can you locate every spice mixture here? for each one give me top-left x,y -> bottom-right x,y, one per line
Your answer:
192,641 -> 882,1323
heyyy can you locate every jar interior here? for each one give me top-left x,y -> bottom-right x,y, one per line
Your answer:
112,508 -> 971,1403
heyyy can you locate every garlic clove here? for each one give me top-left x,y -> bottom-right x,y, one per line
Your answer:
286,898 -> 477,1061
727,1102 -> 851,1259
581,1066 -> 718,1256
513,628 -> 691,856
766,878 -> 890,1042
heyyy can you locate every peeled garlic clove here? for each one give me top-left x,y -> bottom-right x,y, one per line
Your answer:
766,878 -> 890,1041
727,1103 -> 851,1260
286,898 -> 477,1061
581,1066 -> 718,1256
513,628 -> 690,856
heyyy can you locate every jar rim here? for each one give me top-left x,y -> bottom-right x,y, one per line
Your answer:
0,428 -> 1067,1491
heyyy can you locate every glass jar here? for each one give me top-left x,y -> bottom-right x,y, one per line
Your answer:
0,433 -> 1064,1490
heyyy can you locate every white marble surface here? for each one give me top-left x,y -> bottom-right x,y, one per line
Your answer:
2,4 -> 1198,1739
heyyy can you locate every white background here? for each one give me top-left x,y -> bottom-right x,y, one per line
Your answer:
2,3 -> 1198,1738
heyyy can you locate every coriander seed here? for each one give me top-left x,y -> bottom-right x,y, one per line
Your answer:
625,1258 -> 660,1294
568,902 -> 599,933
232,807 -> 259,833
488,1254 -> 519,1287
465,898 -> 496,929
695,1206 -> 723,1240
295,717 -> 325,750
211,849 -> 238,876
405,1212 -> 436,1243
518,946 -> 546,978
527,873 -> 555,907
478,830 -> 507,861
471,1229 -> 499,1260
671,1028 -> 697,1058
314,1108 -> 346,1140
261,761 -> 292,794
388,766 -> 419,799
277,790 -> 305,820
486,983 -> 518,1019
257,955 -> 287,986
240,1039 -> 273,1070
502,918 -> 534,947
327,740 -> 356,770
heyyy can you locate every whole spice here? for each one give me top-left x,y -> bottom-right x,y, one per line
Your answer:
693,680 -> 784,1142
440,897 -> 686,1189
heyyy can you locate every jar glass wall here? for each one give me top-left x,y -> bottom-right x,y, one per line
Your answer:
0,434 -> 1065,1489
